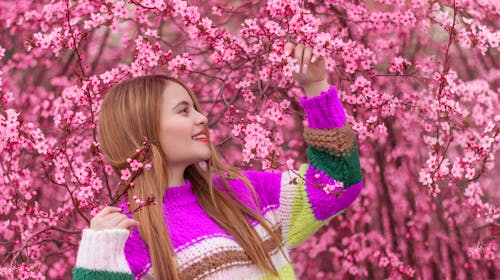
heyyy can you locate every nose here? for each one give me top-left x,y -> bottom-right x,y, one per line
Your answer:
195,111 -> 208,126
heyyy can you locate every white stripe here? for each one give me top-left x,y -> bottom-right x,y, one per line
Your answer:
175,233 -> 233,253
194,248 -> 292,280
75,228 -> 131,273
279,168 -> 302,245
176,210 -> 280,269
138,208 -> 286,279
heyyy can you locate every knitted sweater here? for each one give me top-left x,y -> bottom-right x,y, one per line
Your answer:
73,86 -> 363,280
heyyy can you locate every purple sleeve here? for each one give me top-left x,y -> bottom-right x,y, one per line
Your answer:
235,85 -> 362,248
299,86 -> 346,129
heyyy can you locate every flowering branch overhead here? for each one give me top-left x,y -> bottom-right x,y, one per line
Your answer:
0,0 -> 498,279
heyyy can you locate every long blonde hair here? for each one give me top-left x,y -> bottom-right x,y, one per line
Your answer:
98,75 -> 287,279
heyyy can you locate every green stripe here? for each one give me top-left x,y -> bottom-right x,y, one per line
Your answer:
259,263 -> 296,279
73,267 -> 133,280
306,142 -> 362,187
285,164 -> 343,247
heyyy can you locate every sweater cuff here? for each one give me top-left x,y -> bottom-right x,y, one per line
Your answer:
299,86 -> 346,129
75,228 -> 131,273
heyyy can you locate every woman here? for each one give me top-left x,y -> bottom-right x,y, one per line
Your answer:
73,42 -> 363,280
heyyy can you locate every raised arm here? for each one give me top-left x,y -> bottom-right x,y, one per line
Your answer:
278,43 -> 363,248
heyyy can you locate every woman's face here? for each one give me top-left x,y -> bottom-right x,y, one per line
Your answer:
159,82 -> 210,168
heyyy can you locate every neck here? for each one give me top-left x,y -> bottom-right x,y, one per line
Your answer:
167,164 -> 188,187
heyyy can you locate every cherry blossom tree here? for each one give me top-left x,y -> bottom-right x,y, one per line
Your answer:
0,0 -> 498,279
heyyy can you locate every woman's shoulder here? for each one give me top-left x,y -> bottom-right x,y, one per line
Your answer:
212,169 -> 281,189
212,169 -> 282,209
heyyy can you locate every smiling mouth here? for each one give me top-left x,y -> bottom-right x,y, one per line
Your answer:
193,137 -> 209,143
192,134 -> 209,142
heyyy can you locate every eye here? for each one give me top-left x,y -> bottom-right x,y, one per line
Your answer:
180,107 -> 188,114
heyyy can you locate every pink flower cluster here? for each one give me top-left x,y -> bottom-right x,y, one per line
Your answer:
0,0 -> 498,279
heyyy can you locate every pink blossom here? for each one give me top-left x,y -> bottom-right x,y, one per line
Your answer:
468,245 -> 482,260
418,170 -> 432,186
389,56 -> 411,74
129,160 -> 143,171
1,0 -> 498,278
120,168 -> 132,181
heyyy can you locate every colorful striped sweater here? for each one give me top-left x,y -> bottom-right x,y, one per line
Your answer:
73,86 -> 363,280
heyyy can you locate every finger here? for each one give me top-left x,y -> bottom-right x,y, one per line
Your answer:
95,206 -> 122,217
284,42 -> 295,57
294,44 -> 305,73
311,54 -> 318,63
107,213 -> 129,227
302,46 -> 313,74
91,212 -> 124,230
116,218 -> 140,230
104,212 -> 126,219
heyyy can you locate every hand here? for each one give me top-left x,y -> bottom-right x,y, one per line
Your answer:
90,206 -> 140,231
284,42 -> 327,88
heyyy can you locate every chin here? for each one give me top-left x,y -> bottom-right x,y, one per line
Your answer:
201,153 -> 211,161
195,153 -> 210,163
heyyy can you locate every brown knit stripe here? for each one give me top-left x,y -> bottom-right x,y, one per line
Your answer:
179,227 -> 283,280
303,123 -> 356,152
